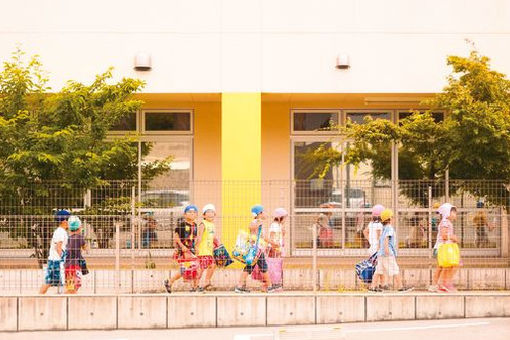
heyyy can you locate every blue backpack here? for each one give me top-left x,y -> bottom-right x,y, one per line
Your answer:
355,253 -> 378,284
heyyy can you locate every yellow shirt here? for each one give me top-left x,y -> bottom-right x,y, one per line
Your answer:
198,219 -> 215,256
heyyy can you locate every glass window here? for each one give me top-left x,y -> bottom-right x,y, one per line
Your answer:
346,111 -> 390,124
144,112 -> 191,132
293,141 -> 343,208
399,111 -> 444,123
111,112 -> 137,131
293,112 -> 338,132
141,140 -> 192,208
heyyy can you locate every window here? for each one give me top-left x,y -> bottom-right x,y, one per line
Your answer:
345,111 -> 391,124
142,110 -> 193,134
398,111 -> 444,124
292,110 -> 340,133
110,112 -> 137,132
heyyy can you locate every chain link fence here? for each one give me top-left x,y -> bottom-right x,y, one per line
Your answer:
0,179 -> 508,293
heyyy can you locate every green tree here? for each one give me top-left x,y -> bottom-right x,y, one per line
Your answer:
310,50 -> 510,207
0,50 -> 172,262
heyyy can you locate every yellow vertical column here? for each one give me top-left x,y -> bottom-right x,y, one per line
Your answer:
221,93 -> 262,253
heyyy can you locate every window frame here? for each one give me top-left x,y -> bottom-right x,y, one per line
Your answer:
108,111 -> 139,135
141,109 -> 194,135
290,109 -> 341,135
343,109 -> 394,125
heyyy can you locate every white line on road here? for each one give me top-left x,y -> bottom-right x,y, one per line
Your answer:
344,321 -> 490,333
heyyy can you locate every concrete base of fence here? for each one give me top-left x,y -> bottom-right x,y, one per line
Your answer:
1,267 -> 509,294
1,292 -> 510,332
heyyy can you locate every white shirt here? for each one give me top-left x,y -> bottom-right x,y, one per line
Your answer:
48,227 -> 68,261
368,221 -> 383,256
269,222 -> 284,250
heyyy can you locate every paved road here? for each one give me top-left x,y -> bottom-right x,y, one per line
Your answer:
2,318 -> 509,340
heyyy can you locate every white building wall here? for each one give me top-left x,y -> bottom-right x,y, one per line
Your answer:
1,0 -> 509,92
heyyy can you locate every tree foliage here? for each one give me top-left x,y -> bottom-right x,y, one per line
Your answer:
0,49 -> 172,214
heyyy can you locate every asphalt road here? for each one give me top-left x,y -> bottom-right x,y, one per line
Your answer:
2,318 -> 509,340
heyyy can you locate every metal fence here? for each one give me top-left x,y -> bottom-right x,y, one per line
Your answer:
0,179 -> 508,293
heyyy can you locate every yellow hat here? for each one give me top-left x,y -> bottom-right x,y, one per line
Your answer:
381,209 -> 394,222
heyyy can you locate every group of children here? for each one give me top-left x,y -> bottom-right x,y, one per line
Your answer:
39,201 -> 461,294
163,203 -> 288,294
365,202 -> 460,293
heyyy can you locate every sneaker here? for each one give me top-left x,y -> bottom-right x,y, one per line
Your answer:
438,285 -> 449,293
380,285 -> 390,291
266,286 -> 277,293
234,286 -> 250,294
369,287 -> 383,292
427,285 -> 439,292
190,287 -> 197,293
398,286 -> 414,292
164,279 -> 172,294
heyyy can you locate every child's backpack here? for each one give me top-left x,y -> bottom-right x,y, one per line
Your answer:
355,253 -> 377,284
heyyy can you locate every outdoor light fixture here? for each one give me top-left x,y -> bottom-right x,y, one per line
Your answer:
335,54 -> 350,69
134,52 -> 152,71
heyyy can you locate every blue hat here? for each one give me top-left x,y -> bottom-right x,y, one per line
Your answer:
251,204 -> 264,217
184,205 -> 198,213
55,209 -> 71,223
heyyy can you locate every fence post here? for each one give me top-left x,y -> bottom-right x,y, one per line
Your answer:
115,220 -> 120,294
131,186 -> 136,270
445,169 -> 450,201
428,186 -> 433,254
312,221 -> 318,292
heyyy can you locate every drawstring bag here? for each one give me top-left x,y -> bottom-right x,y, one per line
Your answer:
437,242 -> 460,267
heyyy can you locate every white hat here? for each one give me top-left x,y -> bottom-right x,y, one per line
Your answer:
273,208 -> 288,218
202,204 -> 216,214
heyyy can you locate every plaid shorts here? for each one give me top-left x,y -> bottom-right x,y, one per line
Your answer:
244,252 -> 268,274
45,260 -> 64,286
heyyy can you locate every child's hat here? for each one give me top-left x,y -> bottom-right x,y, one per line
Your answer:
202,204 -> 216,214
184,205 -> 198,213
381,209 -> 393,222
273,208 -> 288,218
55,209 -> 71,222
251,204 -> 264,217
371,204 -> 384,217
68,216 -> 82,231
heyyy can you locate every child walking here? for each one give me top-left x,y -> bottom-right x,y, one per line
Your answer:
364,204 -> 384,292
374,209 -> 413,292
267,208 -> 288,290
436,203 -> 460,292
39,210 -> 70,294
164,205 -> 199,293
196,203 -> 221,292
235,205 -> 275,293
64,216 -> 87,294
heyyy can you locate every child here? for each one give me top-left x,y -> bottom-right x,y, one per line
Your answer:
428,205 -> 444,292
375,209 -> 413,292
235,205 -> 275,293
39,209 -> 70,294
196,204 -> 221,292
164,205 -> 199,293
436,203 -> 459,292
64,216 -> 87,294
267,208 -> 288,289
363,204 -> 384,292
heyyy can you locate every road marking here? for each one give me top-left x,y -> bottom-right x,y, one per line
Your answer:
344,321 -> 490,333
233,335 -> 272,340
